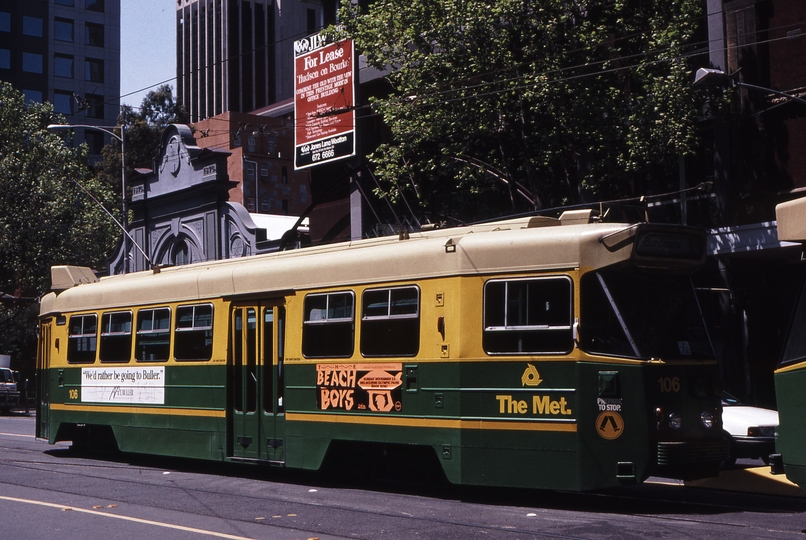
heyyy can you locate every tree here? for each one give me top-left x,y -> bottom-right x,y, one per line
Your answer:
95,85 -> 189,201
0,82 -> 117,373
336,0 -> 705,221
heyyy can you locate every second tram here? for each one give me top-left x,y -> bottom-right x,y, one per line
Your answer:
36,211 -> 727,491
773,198 -> 806,490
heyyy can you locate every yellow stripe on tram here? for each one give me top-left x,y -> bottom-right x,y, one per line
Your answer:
49,403 -> 226,418
775,360 -> 806,374
287,412 -> 577,432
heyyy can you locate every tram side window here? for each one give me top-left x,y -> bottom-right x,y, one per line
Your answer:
483,277 -> 573,354
67,314 -> 97,363
99,311 -> 132,363
174,304 -> 213,361
136,308 -> 171,362
361,286 -> 419,357
303,292 -> 354,357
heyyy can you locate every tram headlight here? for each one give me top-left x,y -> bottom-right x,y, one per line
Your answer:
667,412 -> 682,429
700,411 -> 714,429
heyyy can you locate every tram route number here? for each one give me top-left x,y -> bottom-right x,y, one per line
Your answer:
658,376 -> 681,393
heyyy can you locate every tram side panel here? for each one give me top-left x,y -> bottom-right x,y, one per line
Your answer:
43,300 -> 229,461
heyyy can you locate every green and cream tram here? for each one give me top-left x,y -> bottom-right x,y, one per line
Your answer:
36,211 -> 727,491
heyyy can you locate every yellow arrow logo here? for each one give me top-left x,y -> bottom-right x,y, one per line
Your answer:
521,364 -> 543,387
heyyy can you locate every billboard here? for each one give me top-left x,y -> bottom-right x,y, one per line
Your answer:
294,34 -> 356,170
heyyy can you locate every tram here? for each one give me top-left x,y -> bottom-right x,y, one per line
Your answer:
773,198 -> 806,490
36,211 -> 727,491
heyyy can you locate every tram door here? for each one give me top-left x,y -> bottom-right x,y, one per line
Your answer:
231,303 -> 285,462
36,320 -> 51,440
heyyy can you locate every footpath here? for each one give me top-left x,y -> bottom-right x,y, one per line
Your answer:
685,466 -> 805,498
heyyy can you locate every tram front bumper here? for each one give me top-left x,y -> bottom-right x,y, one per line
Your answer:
655,438 -> 730,480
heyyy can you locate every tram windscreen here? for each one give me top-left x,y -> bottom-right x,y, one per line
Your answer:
579,268 -> 714,360
781,281 -> 806,366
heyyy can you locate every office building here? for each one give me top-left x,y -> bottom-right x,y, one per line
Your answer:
0,0 -> 120,155
176,0 -> 337,122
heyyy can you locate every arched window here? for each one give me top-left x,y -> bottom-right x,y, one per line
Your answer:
172,241 -> 190,266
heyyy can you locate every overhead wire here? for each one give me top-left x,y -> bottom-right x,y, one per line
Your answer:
109,7 -> 806,165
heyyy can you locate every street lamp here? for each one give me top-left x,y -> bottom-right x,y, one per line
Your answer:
47,123 -> 130,272
693,67 -> 806,107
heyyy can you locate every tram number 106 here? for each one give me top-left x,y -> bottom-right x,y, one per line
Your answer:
658,376 -> 681,393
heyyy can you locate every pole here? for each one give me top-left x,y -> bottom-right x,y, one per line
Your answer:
120,126 -> 128,273
47,123 -> 132,273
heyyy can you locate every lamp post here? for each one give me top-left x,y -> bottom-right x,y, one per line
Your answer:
693,67 -> 806,107
47,123 -> 129,272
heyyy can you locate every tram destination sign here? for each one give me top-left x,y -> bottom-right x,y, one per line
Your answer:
294,34 -> 356,170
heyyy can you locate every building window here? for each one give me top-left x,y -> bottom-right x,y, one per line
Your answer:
55,0 -> 75,5
136,308 -> 171,362
22,90 -> 42,105
68,314 -> 97,364
22,16 -> 43,37
174,304 -> 213,361
281,200 -> 288,214
361,286 -> 420,357
86,0 -> 104,12
483,277 -> 573,355
54,18 -> 74,42
53,91 -> 73,115
54,54 -> 73,78
0,12 -> 10,33
22,52 -> 43,74
85,58 -> 103,82
307,8 -> 317,33
99,311 -> 132,363
85,94 -> 104,119
84,130 -> 104,154
303,292 -> 354,358
247,136 -> 256,152
0,49 -> 9,70
85,22 -> 104,47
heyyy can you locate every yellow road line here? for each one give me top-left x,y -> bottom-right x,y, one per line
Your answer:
0,432 -> 35,439
0,495 -> 255,540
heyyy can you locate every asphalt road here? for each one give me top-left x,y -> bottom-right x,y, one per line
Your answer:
0,414 -> 804,539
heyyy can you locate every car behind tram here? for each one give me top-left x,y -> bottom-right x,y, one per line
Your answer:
36,211 -> 727,491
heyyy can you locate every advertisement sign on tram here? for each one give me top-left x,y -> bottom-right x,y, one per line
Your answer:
294,34 -> 356,169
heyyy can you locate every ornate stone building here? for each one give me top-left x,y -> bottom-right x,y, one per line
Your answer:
108,124 -> 306,274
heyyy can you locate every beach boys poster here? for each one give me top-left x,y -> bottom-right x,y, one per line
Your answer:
294,34 -> 356,169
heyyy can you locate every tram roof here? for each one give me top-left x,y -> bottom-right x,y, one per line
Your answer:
41,214 -> 640,315
776,197 -> 806,242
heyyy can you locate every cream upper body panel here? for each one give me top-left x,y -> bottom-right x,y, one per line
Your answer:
40,217 -> 635,316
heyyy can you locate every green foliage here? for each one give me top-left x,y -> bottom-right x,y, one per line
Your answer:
95,85 -> 189,197
0,82 -> 117,371
336,0 -> 705,220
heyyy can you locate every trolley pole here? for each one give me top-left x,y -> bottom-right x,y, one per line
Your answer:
47,123 -> 129,273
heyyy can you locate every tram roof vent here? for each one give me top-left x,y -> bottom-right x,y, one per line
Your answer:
51,265 -> 99,292
559,209 -> 596,225
526,216 -> 560,228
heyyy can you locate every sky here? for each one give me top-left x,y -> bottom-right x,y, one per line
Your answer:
120,1 -> 176,108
